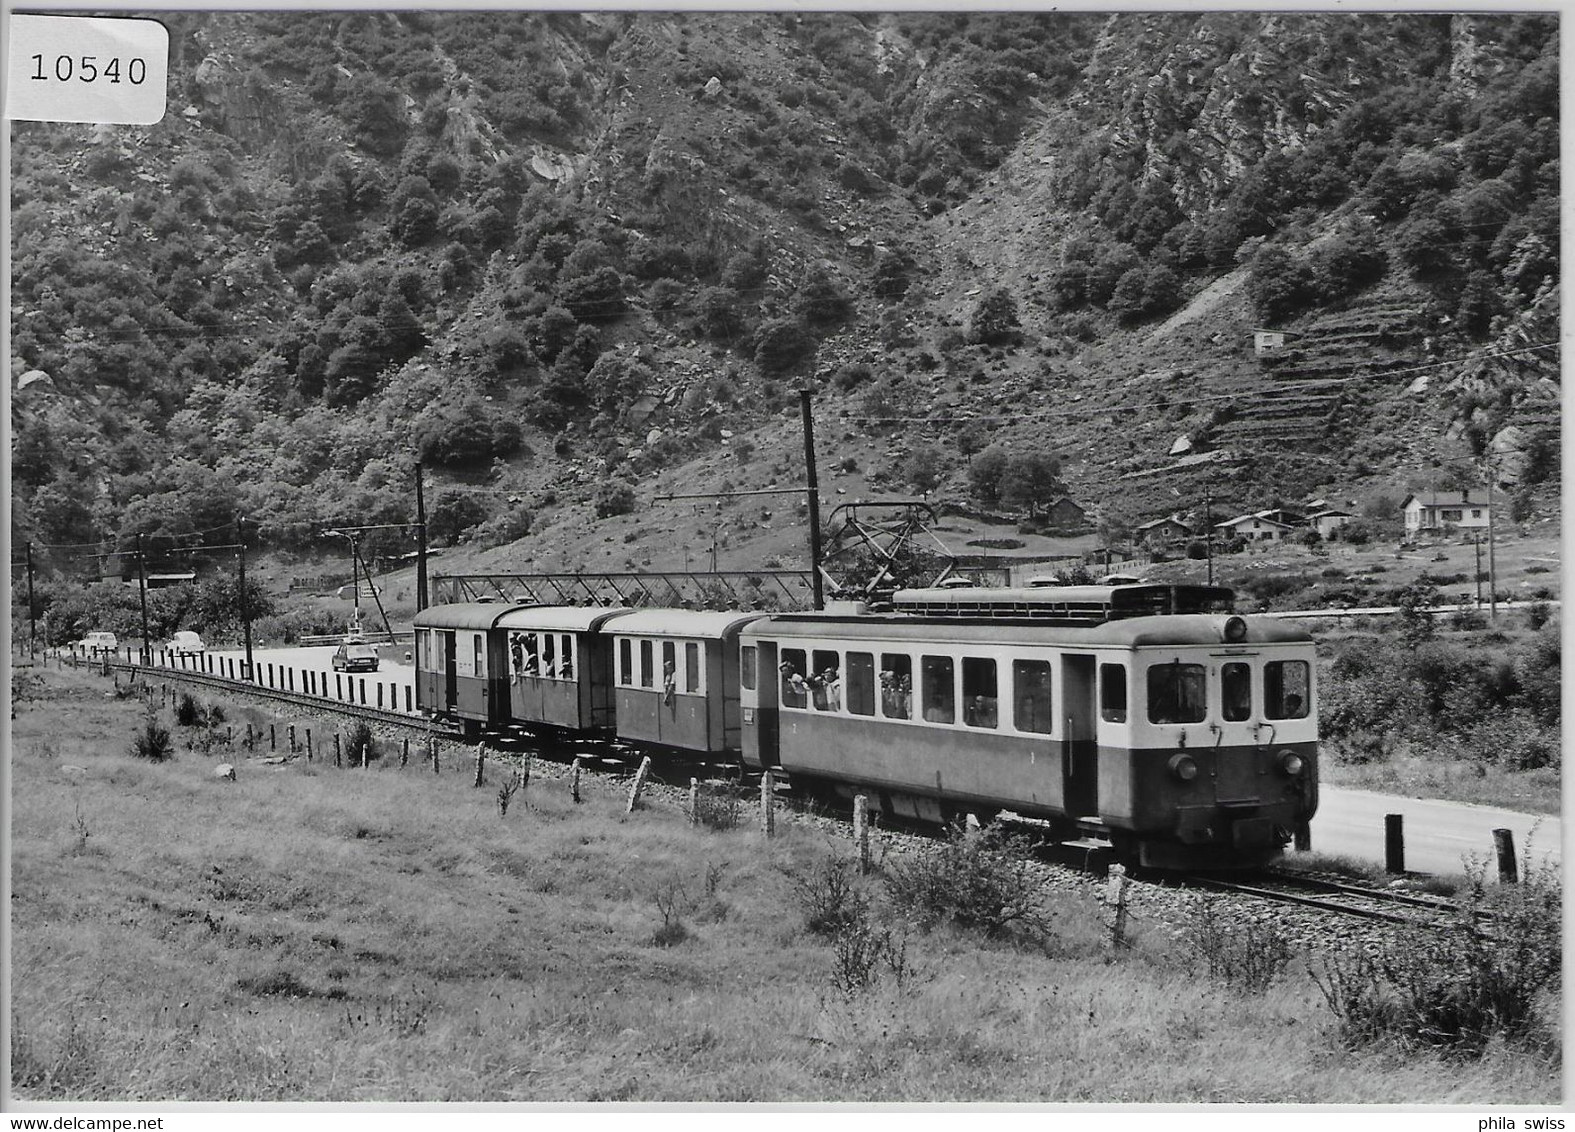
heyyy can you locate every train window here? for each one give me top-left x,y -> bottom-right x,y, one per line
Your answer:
416,630 -> 429,669
879,654 -> 912,720
685,642 -> 701,694
662,641 -> 677,693
1148,662 -> 1206,724
811,649 -> 841,711
1221,662 -> 1251,721
1012,660 -> 1054,735
1100,664 -> 1127,723
619,639 -> 632,686
780,648 -> 808,709
921,655 -> 955,725
518,633 -> 538,677
433,632 -> 445,672
962,657 -> 998,729
639,640 -> 654,688
560,635 -> 574,680
1265,660 -> 1310,719
741,646 -> 757,691
542,634 -> 556,678
846,653 -> 875,716
473,634 -> 484,677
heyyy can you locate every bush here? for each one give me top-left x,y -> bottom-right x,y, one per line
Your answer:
345,720 -> 379,765
593,480 -> 637,519
1184,896 -> 1293,992
782,855 -> 868,936
1312,861 -> 1561,1056
174,693 -> 201,727
883,824 -> 1054,942
130,709 -> 173,762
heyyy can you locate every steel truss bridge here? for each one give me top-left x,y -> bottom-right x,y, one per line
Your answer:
433,570 -> 817,611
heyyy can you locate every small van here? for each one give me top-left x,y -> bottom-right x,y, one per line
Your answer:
80,631 -> 118,655
168,631 -> 206,657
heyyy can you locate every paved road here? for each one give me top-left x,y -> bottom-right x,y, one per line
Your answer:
154,644 -> 418,714
1307,784 -> 1560,878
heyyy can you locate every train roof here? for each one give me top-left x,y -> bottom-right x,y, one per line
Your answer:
413,601 -> 533,630
746,612 -> 1312,648
495,606 -> 633,632
891,583 -> 1235,621
609,609 -> 771,639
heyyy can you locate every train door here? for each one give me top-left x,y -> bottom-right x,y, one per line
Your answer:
1062,653 -> 1098,818
441,630 -> 457,711
742,639 -> 779,769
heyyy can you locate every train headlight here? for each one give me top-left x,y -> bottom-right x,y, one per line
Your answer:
1168,753 -> 1199,782
1222,616 -> 1248,643
1278,750 -> 1306,777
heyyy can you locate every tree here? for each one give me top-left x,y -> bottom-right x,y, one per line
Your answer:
968,445 -> 1010,508
998,452 -> 1064,517
967,287 -> 1021,345
903,444 -> 945,494
794,264 -> 852,327
753,317 -> 816,374
1247,245 -> 1314,323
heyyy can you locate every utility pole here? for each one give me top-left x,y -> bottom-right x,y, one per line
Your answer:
415,461 -> 429,612
237,514 -> 255,681
135,534 -> 151,664
800,387 -> 823,610
1473,533 -> 1483,607
1485,461 -> 1498,621
25,541 -> 36,658
1203,481 -> 1214,587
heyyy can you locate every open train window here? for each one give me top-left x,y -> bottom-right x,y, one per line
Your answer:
1221,662 -> 1251,721
921,655 -> 955,725
1265,660 -> 1310,719
685,641 -> 701,694
560,635 -> 574,680
780,647 -> 808,709
962,657 -> 997,729
846,652 -> 875,716
1100,663 -> 1127,723
741,645 -> 757,691
1148,662 -> 1206,724
1013,659 -> 1054,735
619,638 -> 632,685
879,654 -> 912,720
811,649 -> 841,711
473,634 -> 484,677
662,641 -> 677,692
639,640 -> 654,688
542,634 -> 556,678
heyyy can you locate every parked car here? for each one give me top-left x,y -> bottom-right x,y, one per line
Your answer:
332,640 -> 380,673
167,630 -> 206,657
78,631 -> 118,655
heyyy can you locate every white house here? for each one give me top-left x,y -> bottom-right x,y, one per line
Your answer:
1134,515 -> 1192,549
1306,508 -> 1354,539
1402,490 -> 1491,535
1215,511 -> 1294,542
1252,328 -> 1289,356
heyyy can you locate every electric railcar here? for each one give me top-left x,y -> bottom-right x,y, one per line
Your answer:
412,584 -> 1318,869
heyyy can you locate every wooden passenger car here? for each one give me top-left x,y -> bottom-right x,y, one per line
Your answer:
413,601 -> 530,737
495,605 -> 631,733
608,610 -> 767,754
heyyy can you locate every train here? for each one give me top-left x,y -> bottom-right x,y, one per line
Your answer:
412,582 -> 1318,869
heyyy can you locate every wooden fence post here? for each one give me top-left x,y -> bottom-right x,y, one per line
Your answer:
334,733 -> 342,768
626,756 -> 652,812
288,724 -> 296,754
245,722 -> 254,750
1493,828 -> 1518,884
571,757 -> 582,803
1106,863 -> 1129,950
689,778 -> 700,826
1384,813 -> 1405,875
760,771 -> 776,838
269,724 -> 276,751
520,753 -> 532,793
305,729 -> 313,763
474,742 -> 486,788
430,736 -> 439,774
401,738 -> 409,768
853,794 -> 871,875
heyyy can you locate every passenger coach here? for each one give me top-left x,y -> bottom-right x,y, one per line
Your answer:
741,596 -> 1316,868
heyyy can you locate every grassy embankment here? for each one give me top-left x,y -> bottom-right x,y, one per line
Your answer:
9,665 -> 1559,1104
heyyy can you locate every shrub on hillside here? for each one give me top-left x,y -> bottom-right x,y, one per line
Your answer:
753,317 -> 816,374
594,480 -> 637,518
883,824 -> 1054,943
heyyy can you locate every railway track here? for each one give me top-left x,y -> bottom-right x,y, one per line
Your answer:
1178,870 -> 1493,931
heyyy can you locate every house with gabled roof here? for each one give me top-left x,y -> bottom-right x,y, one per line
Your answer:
1134,515 -> 1192,549
1403,490 -> 1491,535
1214,511 -> 1295,542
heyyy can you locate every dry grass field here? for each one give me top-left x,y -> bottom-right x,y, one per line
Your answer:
8,666 -> 1561,1104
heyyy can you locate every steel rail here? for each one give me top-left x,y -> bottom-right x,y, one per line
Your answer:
107,661 -> 422,729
